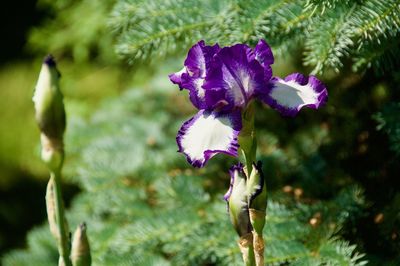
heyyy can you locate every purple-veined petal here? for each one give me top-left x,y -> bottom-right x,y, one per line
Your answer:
183,41 -> 219,108
180,76 -> 207,109
254,39 -> 274,68
169,41 -> 220,109
203,44 -> 265,110
184,40 -> 220,78
176,109 -> 242,168
168,67 -> 186,90
261,73 -> 328,117
254,39 -> 274,84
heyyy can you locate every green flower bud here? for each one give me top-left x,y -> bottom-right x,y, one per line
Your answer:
247,162 -> 267,266
33,55 -> 66,139
224,163 -> 252,237
33,55 -> 66,170
247,161 -> 267,234
71,223 -> 91,266
247,162 -> 267,211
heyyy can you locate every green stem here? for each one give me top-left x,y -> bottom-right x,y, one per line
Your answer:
246,245 -> 256,266
51,169 -> 72,266
239,103 -> 257,174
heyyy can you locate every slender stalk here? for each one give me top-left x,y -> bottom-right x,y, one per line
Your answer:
240,103 -> 257,173
51,169 -> 72,266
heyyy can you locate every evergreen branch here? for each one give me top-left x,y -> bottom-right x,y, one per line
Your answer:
304,3 -> 356,74
352,0 -> 400,44
353,35 -> 400,74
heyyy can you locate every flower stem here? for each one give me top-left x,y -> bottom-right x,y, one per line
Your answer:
50,169 -> 72,266
239,103 -> 257,173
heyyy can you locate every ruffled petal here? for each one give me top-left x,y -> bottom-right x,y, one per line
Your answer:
203,44 -> 265,110
254,39 -> 274,68
180,76 -> 207,109
176,110 -> 242,167
254,39 -> 274,84
168,67 -> 186,89
261,73 -> 328,117
184,40 -> 220,78
170,41 -> 220,109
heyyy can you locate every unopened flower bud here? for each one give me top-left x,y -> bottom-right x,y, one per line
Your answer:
224,163 -> 252,237
33,55 -> 65,138
71,223 -> 91,266
247,162 -> 267,266
33,55 -> 66,170
247,161 -> 267,214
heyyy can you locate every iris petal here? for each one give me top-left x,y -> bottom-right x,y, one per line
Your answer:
181,76 -> 207,109
168,67 -> 186,89
203,44 -> 265,110
184,40 -> 220,78
254,39 -> 274,68
261,73 -> 328,117
176,109 -> 242,168
254,39 -> 274,84
169,41 -> 220,109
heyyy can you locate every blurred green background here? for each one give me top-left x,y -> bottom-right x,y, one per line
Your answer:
0,0 -> 399,265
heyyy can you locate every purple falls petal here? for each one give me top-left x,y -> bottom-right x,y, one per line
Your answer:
203,44 -> 265,110
176,109 -> 242,168
261,73 -> 328,117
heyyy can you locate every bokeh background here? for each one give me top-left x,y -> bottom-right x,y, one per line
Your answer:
0,0 -> 399,265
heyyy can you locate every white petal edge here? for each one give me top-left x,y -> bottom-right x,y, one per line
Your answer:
264,75 -> 327,117
177,110 -> 241,167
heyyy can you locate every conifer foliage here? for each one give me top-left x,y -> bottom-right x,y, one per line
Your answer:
3,71 -> 367,265
111,0 -> 400,75
3,0 -> 399,265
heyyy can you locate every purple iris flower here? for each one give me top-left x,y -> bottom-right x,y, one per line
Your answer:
170,40 -> 328,168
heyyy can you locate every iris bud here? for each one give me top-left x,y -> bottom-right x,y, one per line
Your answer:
224,163 -> 252,237
247,161 -> 267,234
71,223 -> 91,266
247,162 -> 267,266
33,55 -> 66,171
